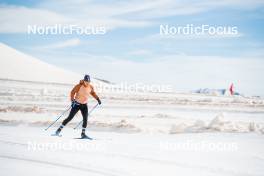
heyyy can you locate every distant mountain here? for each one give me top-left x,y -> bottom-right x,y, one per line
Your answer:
193,88 -> 241,96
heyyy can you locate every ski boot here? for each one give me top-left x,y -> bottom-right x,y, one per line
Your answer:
81,129 -> 92,139
51,126 -> 63,137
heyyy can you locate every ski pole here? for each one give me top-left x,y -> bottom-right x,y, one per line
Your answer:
73,103 -> 99,130
45,105 -> 71,131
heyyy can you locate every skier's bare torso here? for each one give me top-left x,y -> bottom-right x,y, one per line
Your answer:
71,80 -> 99,104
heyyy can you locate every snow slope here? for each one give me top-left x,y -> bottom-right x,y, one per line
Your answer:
0,43 -> 81,84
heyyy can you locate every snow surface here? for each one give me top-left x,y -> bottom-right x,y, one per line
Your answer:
1,125 -> 264,176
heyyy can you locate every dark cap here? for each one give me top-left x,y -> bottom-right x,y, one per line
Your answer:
84,74 -> 90,82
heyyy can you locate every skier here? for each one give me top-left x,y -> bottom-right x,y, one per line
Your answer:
54,74 -> 101,138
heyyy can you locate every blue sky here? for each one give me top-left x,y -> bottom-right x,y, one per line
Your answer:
0,0 -> 264,95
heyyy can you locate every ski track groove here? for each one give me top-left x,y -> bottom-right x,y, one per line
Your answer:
0,154 -> 125,176
99,151 -> 258,176
0,139 -> 28,146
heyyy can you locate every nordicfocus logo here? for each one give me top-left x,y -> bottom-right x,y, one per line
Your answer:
28,24 -> 107,35
160,24 -> 238,36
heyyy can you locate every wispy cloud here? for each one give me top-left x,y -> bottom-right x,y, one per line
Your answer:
0,0 -> 263,33
0,5 -> 69,33
0,2 -> 152,33
35,38 -> 81,50
44,0 -> 263,19
128,49 -> 152,56
132,31 -> 244,45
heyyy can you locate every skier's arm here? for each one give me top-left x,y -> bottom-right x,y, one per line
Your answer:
91,86 -> 101,104
70,84 -> 81,101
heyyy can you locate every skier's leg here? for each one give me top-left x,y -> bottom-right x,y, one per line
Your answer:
55,105 -> 79,134
62,105 -> 79,126
80,104 -> 88,137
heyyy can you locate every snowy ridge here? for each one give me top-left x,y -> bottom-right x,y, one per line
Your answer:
0,43 -> 81,84
0,43 -> 106,85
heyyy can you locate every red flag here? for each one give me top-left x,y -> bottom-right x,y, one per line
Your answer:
229,83 -> 234,95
